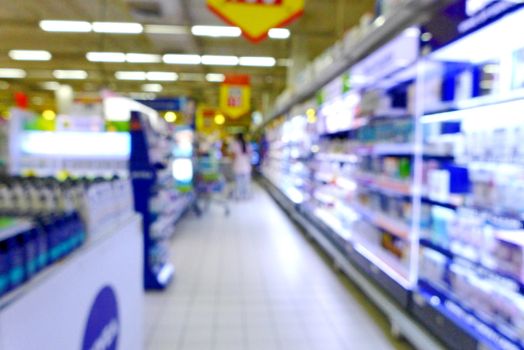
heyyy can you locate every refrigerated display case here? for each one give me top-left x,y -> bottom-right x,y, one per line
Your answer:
261,1 -> 524,349
412,3 -> 524,349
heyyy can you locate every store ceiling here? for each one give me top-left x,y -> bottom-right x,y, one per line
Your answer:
0,0 -> 374,112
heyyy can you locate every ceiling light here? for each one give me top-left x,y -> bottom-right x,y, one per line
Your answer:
146,71 -> 178,81
164,111 -> 177,123
40,81 -> 61,90
142,83 -> 163,92
179,73 -> 205,81
42,110 -> 56,121
0,69 -> 27,78
201,55 -> 239,66
374,16 -> 386,27
92,22 -> 143,34
9,50 -> 52,61
129,92 -> 156,100
144,25 -> 188,35
206,73 -> 225,82
239,56 -> 276,67
39,20 -> 92,33
53,70 -> 88,80
421,32 -> 433,42
115,71 -> 147,80
86,52 -> 126,62
214,114 -> 225,125
268,28 -> 290,39
277,59 -> 292,67
163,54 -> 201,65
126,53 -> 162,63
191,25 -> 241,38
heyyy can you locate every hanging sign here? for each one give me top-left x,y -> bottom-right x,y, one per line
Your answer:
206,0 -> 304,42
219,75 -> 251,119
196,105 -> 221,134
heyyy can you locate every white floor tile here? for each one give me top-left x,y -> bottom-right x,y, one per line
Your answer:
144,184 -> 401,350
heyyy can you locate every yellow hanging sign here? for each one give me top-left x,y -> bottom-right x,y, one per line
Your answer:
219,75 -> 251,119
196,105 -> 221,134
207,0 -> 304,42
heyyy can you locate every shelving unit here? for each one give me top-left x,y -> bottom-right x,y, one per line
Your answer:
261,0 -> 451,127
0,214 -> 143,350
129,111 -> 194,290
261,2 -> 524,349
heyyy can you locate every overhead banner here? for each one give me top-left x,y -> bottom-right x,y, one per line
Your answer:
220,75 -> 251,119
206,0 -> 304,42
196,105 -> 221,134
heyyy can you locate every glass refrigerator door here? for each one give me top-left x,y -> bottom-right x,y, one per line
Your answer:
417,7 -> 524,348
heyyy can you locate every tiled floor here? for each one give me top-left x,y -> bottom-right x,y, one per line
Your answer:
144,184 -> 409,350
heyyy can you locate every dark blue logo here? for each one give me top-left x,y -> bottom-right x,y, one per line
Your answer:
82,286 -> 119,350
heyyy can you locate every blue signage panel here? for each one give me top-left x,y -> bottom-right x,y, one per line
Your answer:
137,97 -> 187,112
423,0 -> 524,52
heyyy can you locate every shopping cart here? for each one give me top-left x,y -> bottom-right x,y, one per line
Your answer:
194,154 -> 230,216
219,158 -> 235,199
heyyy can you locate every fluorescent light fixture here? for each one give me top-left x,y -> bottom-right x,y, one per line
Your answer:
374,16 -> 386,27
146,71 -> 178,81
9,50 -> 52,61
40,81 -> 61,90
126,53 -> 162,63
115,71 -> 147,80
0,68 -> 26,78
142,83 -> 163,92
268,28 -> 290,39
144,25 -> 188,35
201,55 -> 238,66
39,20 -> 92,33
21,131 -> 130,158
179,73 -> 205,81
191,25 -> 241,38
277,58 -> 292,67
163,54 -> 201,65
86,52 -> 126,62
129,92 -> 156,100
53,70 -> 88,80
239,56 -> 276,67
206,73 -> 225,82
92,22 -> 143,34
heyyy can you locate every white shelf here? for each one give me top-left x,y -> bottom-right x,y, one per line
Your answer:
353,240 -> 411,290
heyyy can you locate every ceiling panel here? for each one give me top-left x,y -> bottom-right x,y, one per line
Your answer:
0,0 -> 375,109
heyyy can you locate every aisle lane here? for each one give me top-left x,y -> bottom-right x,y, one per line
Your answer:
145,184 -> 410,350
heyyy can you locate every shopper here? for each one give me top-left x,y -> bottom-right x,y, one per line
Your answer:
231,133 -> 252,200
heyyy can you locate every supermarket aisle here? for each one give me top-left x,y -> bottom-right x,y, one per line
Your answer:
144,184 -> 404,350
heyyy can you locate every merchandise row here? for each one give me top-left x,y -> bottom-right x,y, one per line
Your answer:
262,3 -> 524,349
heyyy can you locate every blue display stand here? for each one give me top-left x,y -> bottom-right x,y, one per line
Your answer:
129,111 -> 174,290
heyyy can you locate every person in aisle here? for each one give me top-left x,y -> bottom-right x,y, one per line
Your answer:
231,132 -> 252,200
